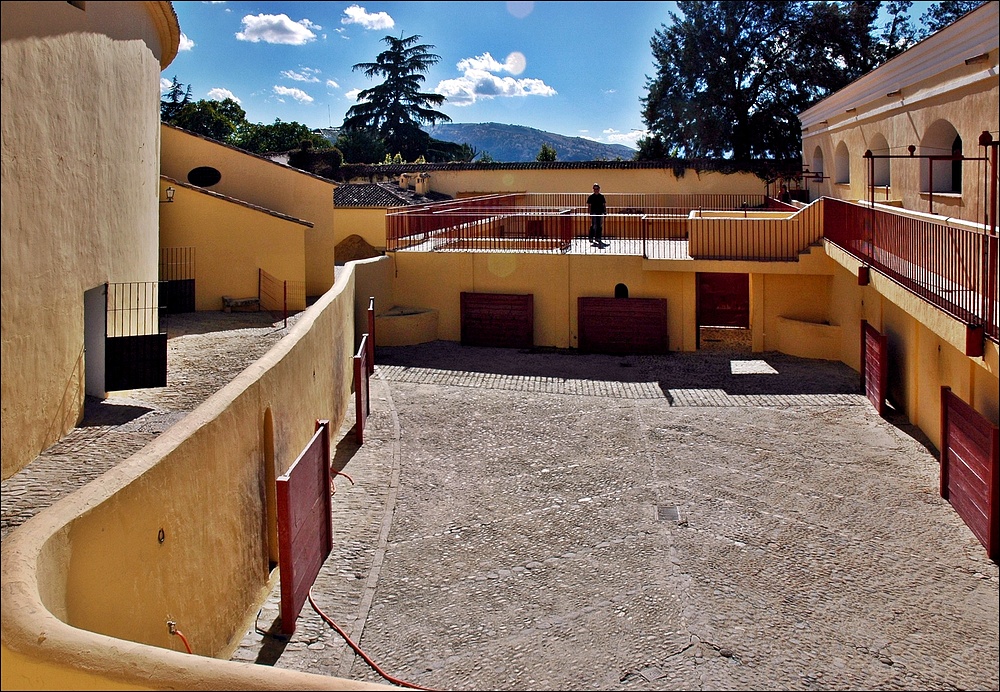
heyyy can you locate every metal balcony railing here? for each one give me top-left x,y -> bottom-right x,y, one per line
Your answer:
384,193 -> 998,342
385,193 -> 806,259
824,198 -> 998,342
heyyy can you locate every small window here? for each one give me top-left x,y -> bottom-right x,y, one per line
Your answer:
614,283 -> 629,299
187,166 -> 222,187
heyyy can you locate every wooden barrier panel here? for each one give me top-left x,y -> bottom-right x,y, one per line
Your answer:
860,320 -> 889,415
355,334 -> 371,444
276,420 -> 333,634
578,297 -> 669,355
366,296 -> 376,375
940,387 -> 999,561
460,292 -> 534,348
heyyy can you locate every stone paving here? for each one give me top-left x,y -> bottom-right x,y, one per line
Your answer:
3,313 -> 998,691
236,340 -> 999,692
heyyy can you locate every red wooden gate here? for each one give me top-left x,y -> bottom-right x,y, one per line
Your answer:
940,387 -> 999,561
696,273 -> 749,328
577,297 -> 669,355
860,320 -> 889,415
460,292 -> 534,348
276,419 -> 333,634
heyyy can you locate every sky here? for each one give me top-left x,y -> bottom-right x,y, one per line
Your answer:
163,1 -> 943,151
164,1 -> 680,150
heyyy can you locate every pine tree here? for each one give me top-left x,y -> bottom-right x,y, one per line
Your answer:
342,34 -> 451,162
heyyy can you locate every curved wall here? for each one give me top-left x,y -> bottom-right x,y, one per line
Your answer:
1,3 -> 170,479
1,261 -> 391,691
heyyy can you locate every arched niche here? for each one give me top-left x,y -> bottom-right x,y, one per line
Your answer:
920,120 -> 962,193
834,141 -> 850,184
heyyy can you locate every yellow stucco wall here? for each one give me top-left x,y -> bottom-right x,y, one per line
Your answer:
1,261 -> 393,691
389,243 -> 840,354
161,125 -> 336,298
333,206 -> 393,253
1,5 -> 168,479
823,240 -> 999,449
159,180 -> 308,312
421,168 -> 772,198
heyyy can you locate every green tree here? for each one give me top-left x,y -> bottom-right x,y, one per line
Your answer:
640,1 -> 920,161
169,98 -> 247,143
231,119 -> 329,154
342,34 -> 451,161
919,0 -> 986,35
536,143 -> 557,162
287,141 -> 344,178
160,76 -> 192,121
335,128 -> 389,164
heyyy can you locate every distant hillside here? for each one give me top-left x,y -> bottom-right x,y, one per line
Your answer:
425,122 -> 636,163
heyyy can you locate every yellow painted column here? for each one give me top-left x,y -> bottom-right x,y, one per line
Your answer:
750,273 -> 765,353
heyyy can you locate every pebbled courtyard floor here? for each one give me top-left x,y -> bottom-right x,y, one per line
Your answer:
3,313 -> 997,691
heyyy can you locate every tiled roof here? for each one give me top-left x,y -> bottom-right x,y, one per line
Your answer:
333,182 -> 452,208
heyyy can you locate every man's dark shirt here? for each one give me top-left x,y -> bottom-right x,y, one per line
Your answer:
587,192 -> 606,215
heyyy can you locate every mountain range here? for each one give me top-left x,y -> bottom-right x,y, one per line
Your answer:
425,122 -> 637,163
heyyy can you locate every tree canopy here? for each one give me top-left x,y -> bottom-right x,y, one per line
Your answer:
160,79 -> 330,156
638,0 -> 959,162
341,34 -> 452,161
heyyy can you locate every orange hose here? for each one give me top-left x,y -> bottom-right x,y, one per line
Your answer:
308,589 -> 436,691
172,628 -> 193,654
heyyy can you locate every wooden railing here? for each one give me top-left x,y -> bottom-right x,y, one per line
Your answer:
824,198 -> 998,342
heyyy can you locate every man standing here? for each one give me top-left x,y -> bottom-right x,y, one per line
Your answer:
587,183 -> 607,247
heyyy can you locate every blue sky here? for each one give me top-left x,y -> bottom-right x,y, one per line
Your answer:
163,1 -> 942,150
164,1 -> 679,150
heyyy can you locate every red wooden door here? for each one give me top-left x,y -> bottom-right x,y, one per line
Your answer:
860,320 -> 888,415
697,273 -> 749,328
940,387 -> 999,561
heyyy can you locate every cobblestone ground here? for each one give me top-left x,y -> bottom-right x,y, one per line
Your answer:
1,311 -> 293,540
3,314 -> 997,691
235,340 -> 999,692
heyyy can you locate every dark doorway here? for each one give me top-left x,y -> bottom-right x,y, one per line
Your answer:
697,272 -> 750,350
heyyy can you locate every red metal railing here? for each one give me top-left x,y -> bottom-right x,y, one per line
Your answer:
824,198 -> 998,342
259,268 -> 306,328
384,193 -> 997,342
385,193 -> 782,257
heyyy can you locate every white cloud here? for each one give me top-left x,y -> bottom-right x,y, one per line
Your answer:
282,67 -> 321,83
236,14 -> 320,45
273,85 -> 314,103
326,79 -> 341,89
178,33 -> 195,51
436,51 -> 554,106
345,88 -> 365,102
160,77 -> 173,92
208,87 -> 241,104
601,128 -> 644,148
341,5 -> 394,30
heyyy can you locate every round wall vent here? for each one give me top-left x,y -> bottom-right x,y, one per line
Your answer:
187,166 -> 222,187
